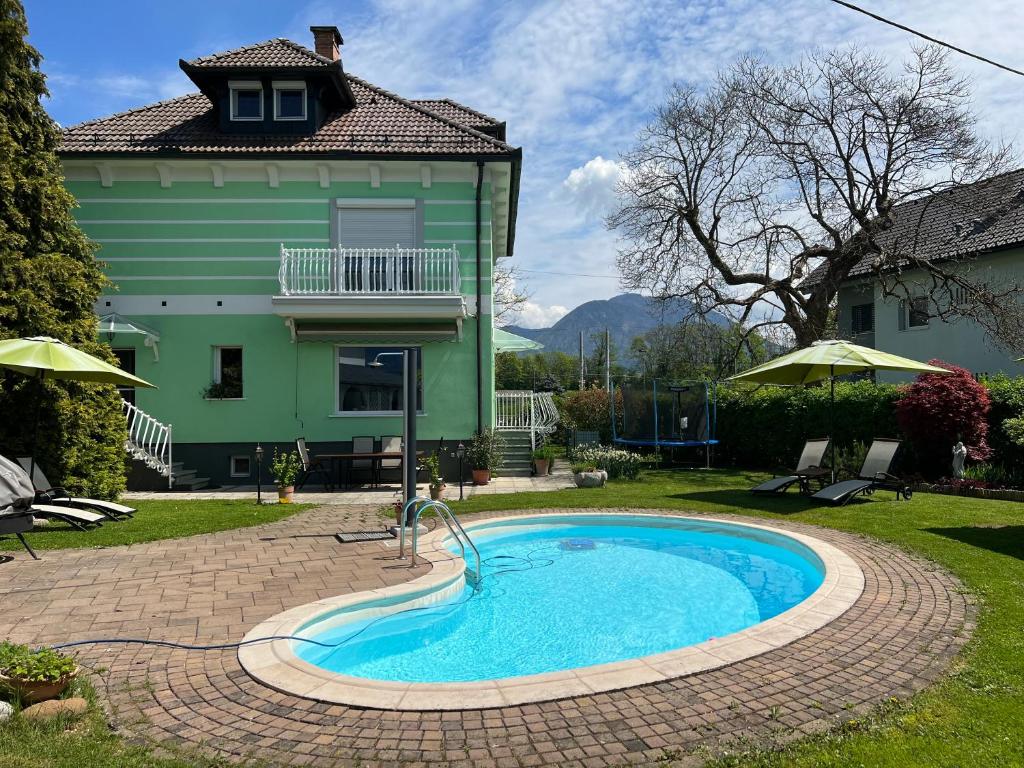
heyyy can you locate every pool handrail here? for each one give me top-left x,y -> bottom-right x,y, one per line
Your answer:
401,495 -> 481,583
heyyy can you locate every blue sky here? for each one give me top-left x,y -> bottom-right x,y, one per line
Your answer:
25,0 -> 1024,326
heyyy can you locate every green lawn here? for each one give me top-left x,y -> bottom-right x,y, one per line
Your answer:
1,470 -> 1022,767
0,499 -> 311,552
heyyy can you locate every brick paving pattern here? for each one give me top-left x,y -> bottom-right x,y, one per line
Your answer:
0,506 -> 974,767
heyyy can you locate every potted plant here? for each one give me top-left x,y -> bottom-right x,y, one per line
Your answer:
466,428 -> 505,485
532,445 -> 555,476
422,451 -> 445,501
270,448 -> 302,503
0,641 -> 78,704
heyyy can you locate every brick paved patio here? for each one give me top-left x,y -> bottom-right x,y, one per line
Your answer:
0,506 -> 973,767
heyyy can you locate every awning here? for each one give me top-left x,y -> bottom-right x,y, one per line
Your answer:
97,313 -> 160,343
289,319 -> 462,344
494,328 -> 543,352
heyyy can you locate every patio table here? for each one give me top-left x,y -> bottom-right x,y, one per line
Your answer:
314,451 -> 422,489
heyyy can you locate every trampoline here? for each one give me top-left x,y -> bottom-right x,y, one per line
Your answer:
611,379 -> 718,466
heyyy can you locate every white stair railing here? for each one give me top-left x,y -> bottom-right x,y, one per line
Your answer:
496,390 -> 560,451
121,398 -> 173,489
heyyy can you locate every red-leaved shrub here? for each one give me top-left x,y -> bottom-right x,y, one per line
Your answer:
895,360 -> 992,474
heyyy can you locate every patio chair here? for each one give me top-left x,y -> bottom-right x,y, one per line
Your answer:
378,435 -> 402,486
810,439 -> 911,505
295,438 -> 334,492
350,436 -> 376,487
751,439 -> 831,495
18,457 -> 135,521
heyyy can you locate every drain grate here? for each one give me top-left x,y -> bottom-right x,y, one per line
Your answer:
335,531 -> 395,544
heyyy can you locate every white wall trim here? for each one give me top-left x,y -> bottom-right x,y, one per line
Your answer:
316,164 -> 330,189
154,163 -> 172,189
368,164 -> 381,188
266,164 -> 280,189
95,163 -> 113,188
334,198 -> 416,209
92,237 -> 329,243
96,294 -> 275,315
78,219 -> 328,225
211,164 -> 224,188
420,165 -> 432,189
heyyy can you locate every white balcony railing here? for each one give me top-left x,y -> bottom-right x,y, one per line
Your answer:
279,244 -> 461,296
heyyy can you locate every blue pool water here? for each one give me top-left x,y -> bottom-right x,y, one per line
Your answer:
295,516 -> 824,682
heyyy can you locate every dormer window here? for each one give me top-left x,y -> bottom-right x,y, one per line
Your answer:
273,81 -> 307,120
229,81 -> 263,121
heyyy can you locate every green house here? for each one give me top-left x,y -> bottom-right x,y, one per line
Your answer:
59,26 -> 525,489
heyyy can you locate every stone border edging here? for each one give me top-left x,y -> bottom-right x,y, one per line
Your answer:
238,512 -> 864,710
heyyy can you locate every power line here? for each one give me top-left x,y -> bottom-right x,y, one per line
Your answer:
519,268 -> 621,279
828,0 -> 1024,78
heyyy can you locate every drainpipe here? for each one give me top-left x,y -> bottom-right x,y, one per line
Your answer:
475,160 -> 485,434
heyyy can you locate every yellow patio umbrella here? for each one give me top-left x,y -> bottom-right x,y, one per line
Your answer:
0,336 -> 156,479
728,339 -> 949,480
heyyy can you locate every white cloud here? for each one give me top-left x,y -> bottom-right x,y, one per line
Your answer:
563,156 -> 626,222
513,302 -> 571,328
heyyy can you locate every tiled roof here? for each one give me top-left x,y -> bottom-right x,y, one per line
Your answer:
411,99 -> 499,130
186,38 -> 333,68
802,168 -> 1024,288
59,73 -> 515,157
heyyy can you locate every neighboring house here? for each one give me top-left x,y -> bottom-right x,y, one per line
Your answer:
806,169 -> 1024,383
59,26 -> 524,488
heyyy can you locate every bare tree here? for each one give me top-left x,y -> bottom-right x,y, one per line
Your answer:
611,45 -> 1022,352
492,262 -> 531,325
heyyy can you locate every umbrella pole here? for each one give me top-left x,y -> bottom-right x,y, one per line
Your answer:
28,370 -> 44,490
830,364 -> 835,484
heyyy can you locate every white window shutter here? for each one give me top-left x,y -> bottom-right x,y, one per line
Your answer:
337,208 -> 416,248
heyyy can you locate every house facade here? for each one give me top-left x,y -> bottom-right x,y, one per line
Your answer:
59,27 -> 522,488
826,170 -> 1024,382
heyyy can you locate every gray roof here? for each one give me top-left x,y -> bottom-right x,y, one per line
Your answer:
802,168 -> 1024,288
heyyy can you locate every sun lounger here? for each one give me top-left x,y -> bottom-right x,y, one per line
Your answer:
0,455 -> 39,558
18,457 -> 135,520
810,439 -> 911,505
751,439 -> 831,494
0,510 -> 37,559
29,502 -> 105,530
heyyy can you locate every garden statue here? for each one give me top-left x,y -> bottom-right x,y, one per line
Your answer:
952,441 -> 967,479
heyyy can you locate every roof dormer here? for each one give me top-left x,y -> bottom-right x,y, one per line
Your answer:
179,27 -> 355,135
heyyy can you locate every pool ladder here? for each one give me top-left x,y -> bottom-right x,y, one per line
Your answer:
400,496 -> 481,584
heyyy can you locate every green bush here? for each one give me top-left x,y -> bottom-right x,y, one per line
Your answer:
567,445 -> 647,480
715,380 -> 901,470
981,375 -> 1024,470
555,387 -> 623,444
466,428 -> 505,471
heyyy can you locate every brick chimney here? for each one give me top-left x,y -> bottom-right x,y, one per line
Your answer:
310,25 -> 342,62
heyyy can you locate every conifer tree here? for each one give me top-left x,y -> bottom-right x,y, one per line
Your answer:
0,0 -> 126,498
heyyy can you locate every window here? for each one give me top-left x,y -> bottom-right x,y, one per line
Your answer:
211,346 -> 243,398
908,297 -> 930,328
230,456 -> 251,478
229,81 -> 263,121
112,348 -> 136,405
335,203 -> 418,291
336,346 -> 422,414
273,81 -> 306,120
851,303 -> 874,335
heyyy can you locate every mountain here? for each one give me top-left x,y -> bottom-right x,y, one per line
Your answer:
503,293 -> 730,356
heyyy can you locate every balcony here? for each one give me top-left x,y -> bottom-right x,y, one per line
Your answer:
273,245 -> 467,328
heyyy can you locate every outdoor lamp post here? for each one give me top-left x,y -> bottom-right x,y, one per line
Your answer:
456,442 -> 466,500
255,443 -> 264,504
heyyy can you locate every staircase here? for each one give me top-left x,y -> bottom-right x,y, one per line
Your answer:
501,430 -> 534,477
127,460 -> 209,491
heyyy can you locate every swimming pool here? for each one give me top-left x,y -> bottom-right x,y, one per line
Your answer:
240,513 -> 864,709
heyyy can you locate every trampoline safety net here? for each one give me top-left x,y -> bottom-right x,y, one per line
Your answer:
614,380 -> 716,447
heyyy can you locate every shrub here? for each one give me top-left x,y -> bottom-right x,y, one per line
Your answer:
270,448 -> 303,487
895,361 -> 991,478
466,428 -> 505,471
716,380 -> 900,470
555,387 -> 623,444
982,374 -> 1024,469
0,641 -> 77,683
566,445 -> 647,480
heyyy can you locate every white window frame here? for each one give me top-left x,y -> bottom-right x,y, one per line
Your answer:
333,345 -> 425,417
272,80 -> 307,121
230,455 -> 251,478
850,302 -> 874,335
229,80 -> 263,122
906,296 -> 930,330
212,345 -> 244,399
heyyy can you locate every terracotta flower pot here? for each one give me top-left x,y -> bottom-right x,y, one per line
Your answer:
0,667 -> 78,704
472,469 -> 491,486
534,459 -> 550,476
429,484 -> 446,501
277,485 -> 294,503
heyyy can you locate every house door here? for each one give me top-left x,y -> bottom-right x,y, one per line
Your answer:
113,348 -> 136,405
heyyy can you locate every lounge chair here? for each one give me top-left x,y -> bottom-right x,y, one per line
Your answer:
295,438 -> 334,492
751,439 -> 831,495
810,439 -> 911,505
0,455 -> 39,559
1,455 -> 105,531
17,458 -> 135,521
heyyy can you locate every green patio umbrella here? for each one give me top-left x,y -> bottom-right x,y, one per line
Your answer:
728,339 -> 949,480
493,328 -> 544,353
0,336 -> 156,479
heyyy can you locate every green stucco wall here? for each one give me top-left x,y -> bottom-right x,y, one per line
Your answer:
64,169 -> 499,470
